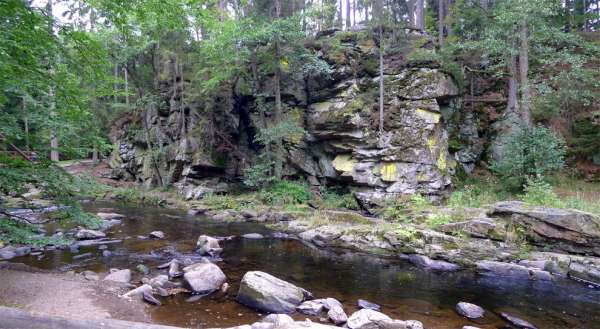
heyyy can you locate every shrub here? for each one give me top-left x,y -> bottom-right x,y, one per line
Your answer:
521,177 -> 562,207
0,219 -> 72,247
321,188 -> 359,210
243,162 -> 276,189
425,213 -> 452,228
259,180 -> 312,206
491,126 -> 566,190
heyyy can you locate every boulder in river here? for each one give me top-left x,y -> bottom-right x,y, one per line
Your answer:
183,262 -> 227,294
96,212 -> 124,220
327,305 -> 348,325
262,314 -> 294,327
75,228 -> 106,240
0,246 -> 17,260
122,284 -> 153,299
314,297 -> 343,310
103,269 -> 132,283
142,290 -> 162,306
357,299 -> 381,311
346,309 -> 391,329
407,254 -> 460,271
455,302 -> 484,319
243,233 -> 264,239
196,235 -> 223,257
237,271 -> 307,313
500,312 -> 538,329
297,300 -> 324,315
149,231 -> 165,239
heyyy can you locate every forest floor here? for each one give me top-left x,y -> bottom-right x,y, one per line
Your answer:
0,262 -> 149,323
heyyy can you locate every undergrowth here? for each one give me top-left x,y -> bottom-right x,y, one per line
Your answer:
0,220 -> 72,247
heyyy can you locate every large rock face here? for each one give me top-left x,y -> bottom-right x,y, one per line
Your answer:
237,271 -> 307,313
108,31 -> 460,203
490,201 -> 600,255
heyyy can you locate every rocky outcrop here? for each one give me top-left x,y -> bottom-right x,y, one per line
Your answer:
237,271 -> 308,313
489,201 -> 600,255
108,31 -> 460,204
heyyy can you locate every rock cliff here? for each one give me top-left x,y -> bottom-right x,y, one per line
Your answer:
109,30 -> 463,206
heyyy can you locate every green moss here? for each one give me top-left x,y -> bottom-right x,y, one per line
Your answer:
360,57 -> 379,76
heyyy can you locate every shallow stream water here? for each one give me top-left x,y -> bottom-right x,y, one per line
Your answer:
13,201 -> 600,329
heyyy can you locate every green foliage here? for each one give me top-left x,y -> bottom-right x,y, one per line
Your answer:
259,180 -> 312,206
491,126 -> 566,190
243,161 -> 276,189
571,113 -> 600,158
320,188 -> 359,210
448,177 -> 509,208
0,219 -> 71,247
201,194 -> 241,211
382,194 -> 430,222
111,187 -> 165,207
425,213 -> 452,228
521,177 -> 562,207
48,206 -> 103,230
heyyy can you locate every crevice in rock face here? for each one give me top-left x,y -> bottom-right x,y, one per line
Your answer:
234,95 -> 260,152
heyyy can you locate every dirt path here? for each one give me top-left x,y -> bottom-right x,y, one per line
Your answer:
0,263 -> 149,323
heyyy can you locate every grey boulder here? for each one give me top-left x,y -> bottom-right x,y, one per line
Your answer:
197,235 -> 223,257
456,302 -> 484,319
237,271 -> 307,313
75,229 -> 106,240
346,309 -> 391,329
183,262 -> 227,294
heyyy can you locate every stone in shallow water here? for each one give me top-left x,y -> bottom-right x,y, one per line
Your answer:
407,254 -> 460,271
297,300 -> 324,315
142,290 -> 162,306
75,229 -> 106,240
500,312 -> 538,329
327,305 -> 348,325
183,262 -> 226,294
357,299 -> 381,311
96,212 -> 124,220
242,233 -> 264,239
196,235 -> 223,257
455,302 -> 484,319
237,271 -> 306,314
149,231 -> 165,239
347,309 -> 391,329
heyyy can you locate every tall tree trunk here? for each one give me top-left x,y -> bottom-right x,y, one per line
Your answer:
346,0 -> 352,29
274,0 -> 283,179
376,0 -> 384,141
124,66 -> 130,109
507,55 -> 519,115
113,63 -> 118,104
353,0 -> 356,26
22,97 -> 29,151
438,0 -> 445,47
407,0 -> 415,27
338,0 -> 343,28
518,22 -> 531,126
416,0 -> 424,31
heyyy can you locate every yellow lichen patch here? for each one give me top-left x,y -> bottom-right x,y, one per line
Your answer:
332,155 -> 356,173
416,109 -> 441,124
437,152 -> 447,171
380,163 -> 399,182
427,136 -> 437,153
416,172 -> 427,182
